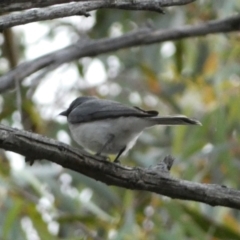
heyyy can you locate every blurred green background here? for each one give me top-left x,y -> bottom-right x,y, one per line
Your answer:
1,0 -> 240,239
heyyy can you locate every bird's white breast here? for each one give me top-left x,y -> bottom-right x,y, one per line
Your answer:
68,117 -> 150,154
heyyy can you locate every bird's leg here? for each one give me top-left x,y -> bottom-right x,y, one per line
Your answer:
113,146 -> 126,163
96,134 -> 114,156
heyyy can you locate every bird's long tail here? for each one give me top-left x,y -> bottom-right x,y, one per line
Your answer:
150,116 -> 201,125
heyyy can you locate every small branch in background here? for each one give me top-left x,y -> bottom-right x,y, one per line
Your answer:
2,29 -> 22,124
14,74 -> 22,124
0,14 -> 239,94
2,29 -> 18,67
0,124 -> 240,210
0,0 -> 196,14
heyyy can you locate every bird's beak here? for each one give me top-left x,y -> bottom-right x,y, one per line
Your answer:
59,110 -> 68,116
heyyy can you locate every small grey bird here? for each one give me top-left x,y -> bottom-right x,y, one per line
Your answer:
59,96 -> 201,163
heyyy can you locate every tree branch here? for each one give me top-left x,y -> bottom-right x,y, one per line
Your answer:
0,0 -> 200,31
0,1 -> 162,31
0,124 -> 240,210
0,14 -> 239,94
0,0 -> 196,14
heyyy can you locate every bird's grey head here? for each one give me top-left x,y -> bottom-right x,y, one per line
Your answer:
59,96 -> 96,117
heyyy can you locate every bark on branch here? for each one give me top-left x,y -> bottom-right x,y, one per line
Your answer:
0,14 -> 239,93
0,124 -> 240,210
0,0 -> 196,14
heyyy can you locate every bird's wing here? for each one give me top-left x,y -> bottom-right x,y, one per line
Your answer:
133,106 -> 159,115
68,99 -> 159,124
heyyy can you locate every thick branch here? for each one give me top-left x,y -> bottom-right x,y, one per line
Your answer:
0,15 -> 239,93
0,0 -> 164,31
0,0 -> 200,30
0,0 -> 196,14
0,124 -> 240,209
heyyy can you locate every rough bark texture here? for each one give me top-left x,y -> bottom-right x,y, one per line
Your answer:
0,0 -> 196,13
1,124 -> 240,210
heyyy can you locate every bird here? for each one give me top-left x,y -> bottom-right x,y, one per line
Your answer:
59,96 -> 201,163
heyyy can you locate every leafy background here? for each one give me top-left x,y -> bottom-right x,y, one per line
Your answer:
1,0 -> 240,239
